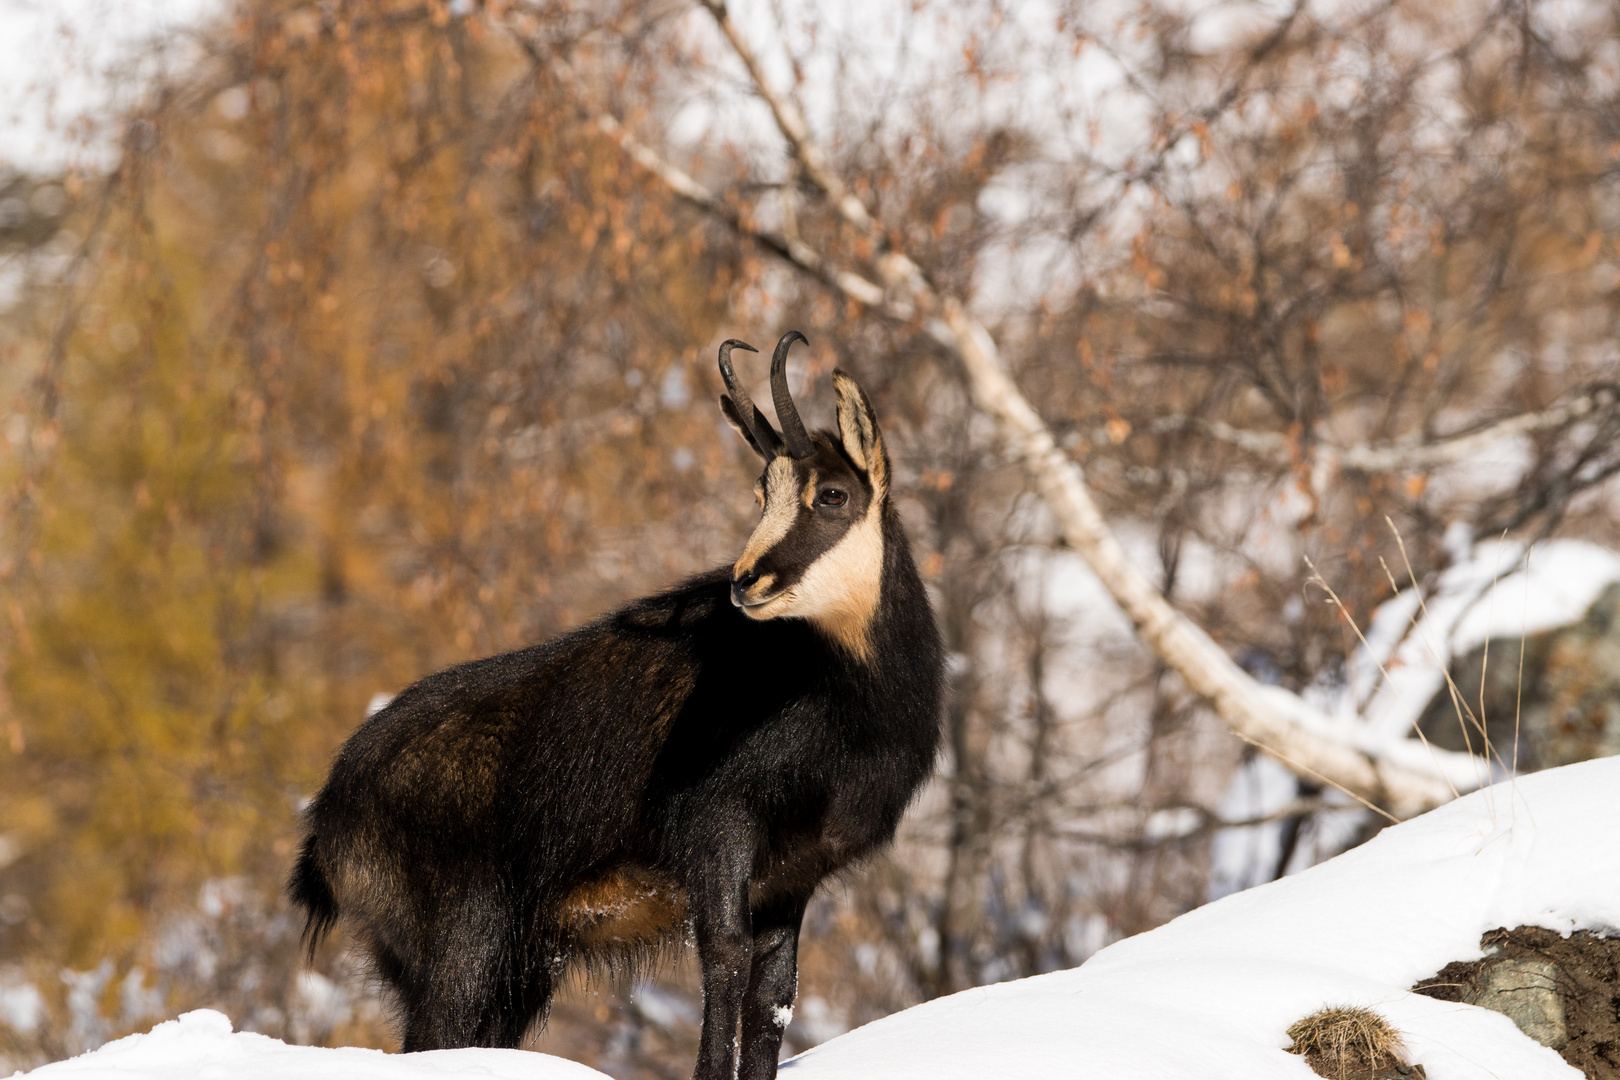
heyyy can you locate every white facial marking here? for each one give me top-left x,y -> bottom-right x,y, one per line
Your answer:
735,457 -> 800,577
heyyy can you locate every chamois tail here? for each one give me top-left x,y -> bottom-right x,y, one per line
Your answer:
288,836 -> 339,960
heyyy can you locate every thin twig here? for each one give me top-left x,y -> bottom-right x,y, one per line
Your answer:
1229,730 -> 1400,825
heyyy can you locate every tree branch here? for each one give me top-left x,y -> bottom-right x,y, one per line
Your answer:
1151,384 -> 1619,474
1052,796 -> 1335,850
1335,384 -> 1619,473
699,0 -> 879,237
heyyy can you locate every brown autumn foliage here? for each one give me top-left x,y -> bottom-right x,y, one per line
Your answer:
2,0 -> 1619,1075
0,2 -> 747,1068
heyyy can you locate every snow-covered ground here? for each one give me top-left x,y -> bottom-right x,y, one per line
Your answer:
23,756 -> 1618,1079
12,1008 -> 611,1080
783,759 -> 1608,1079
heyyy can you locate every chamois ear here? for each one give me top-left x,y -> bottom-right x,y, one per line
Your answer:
832,369 -> 887,494
720,394 -> 769,460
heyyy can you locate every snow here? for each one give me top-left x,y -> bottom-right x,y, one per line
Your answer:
0,979 -> 44,1038
779,758 -> 1614,1079
1209,752 -> 1309,897
1210,537 -> 1620,896
25,757 -> 1620,1079
16,1009 -> 610,1080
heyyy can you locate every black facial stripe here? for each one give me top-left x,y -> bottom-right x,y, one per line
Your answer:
748,502 -> 855,594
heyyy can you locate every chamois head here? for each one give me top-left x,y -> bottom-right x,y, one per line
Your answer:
717,332 -> 890,659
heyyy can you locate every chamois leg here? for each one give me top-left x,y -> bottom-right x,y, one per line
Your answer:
400,946 -> 548,1050
691,837 -> 756,1080
737,895 -> 810,1080
473,946 -> 555,1049
398,892 -> 533,1051
399,952 -> 494,1050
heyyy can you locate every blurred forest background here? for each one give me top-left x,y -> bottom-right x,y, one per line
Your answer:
3,0 -> 1620,1075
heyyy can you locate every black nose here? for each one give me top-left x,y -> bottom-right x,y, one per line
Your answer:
731,568 -> 760,606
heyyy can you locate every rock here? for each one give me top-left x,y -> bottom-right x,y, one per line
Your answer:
1471,958 -> 1568,1050
1412,925 -> 1620,1075
1418,582 -> 1620,771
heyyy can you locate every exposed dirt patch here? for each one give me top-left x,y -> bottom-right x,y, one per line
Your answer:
1413,926 -> 1620,1079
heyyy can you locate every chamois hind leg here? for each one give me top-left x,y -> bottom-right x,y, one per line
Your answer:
400,964 -> 552,1051
396,892 -> 544,1051
475,934 -> 559,1049
737,894 -> 810,1080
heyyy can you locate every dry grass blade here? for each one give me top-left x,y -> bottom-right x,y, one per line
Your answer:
1380,519 -> 1508,783
1303,553 -> 1465,805
1513,546 -> 1533,782
1230,729 -> 1400,825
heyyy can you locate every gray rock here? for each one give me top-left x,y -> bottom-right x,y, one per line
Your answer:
1468,958 -> 1568,1050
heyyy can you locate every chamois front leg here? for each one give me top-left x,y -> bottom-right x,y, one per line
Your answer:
691,827 -> 757,1080
737,894 -> 810,1080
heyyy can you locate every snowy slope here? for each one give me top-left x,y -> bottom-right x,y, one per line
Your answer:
783,760 -> 1611,1080
22,758 -> 1619,1079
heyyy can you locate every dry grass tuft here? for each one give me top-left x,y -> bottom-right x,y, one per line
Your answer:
1286,1005 -> 1410,1078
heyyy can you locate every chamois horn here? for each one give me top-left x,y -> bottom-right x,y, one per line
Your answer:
770,331 -> 812,459
717,339 -> 784,456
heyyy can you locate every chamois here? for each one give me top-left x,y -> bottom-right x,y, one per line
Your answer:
289,332 -> 944,1080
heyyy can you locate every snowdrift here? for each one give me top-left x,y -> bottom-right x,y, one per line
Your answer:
14,1008 -> 610,1079
23,758 -> 1620,1079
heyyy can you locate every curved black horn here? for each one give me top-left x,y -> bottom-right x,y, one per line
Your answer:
717,339 -> 783,456
770,331 -> 813,458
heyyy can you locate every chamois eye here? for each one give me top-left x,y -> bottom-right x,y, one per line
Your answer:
818,488 -> 848,507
